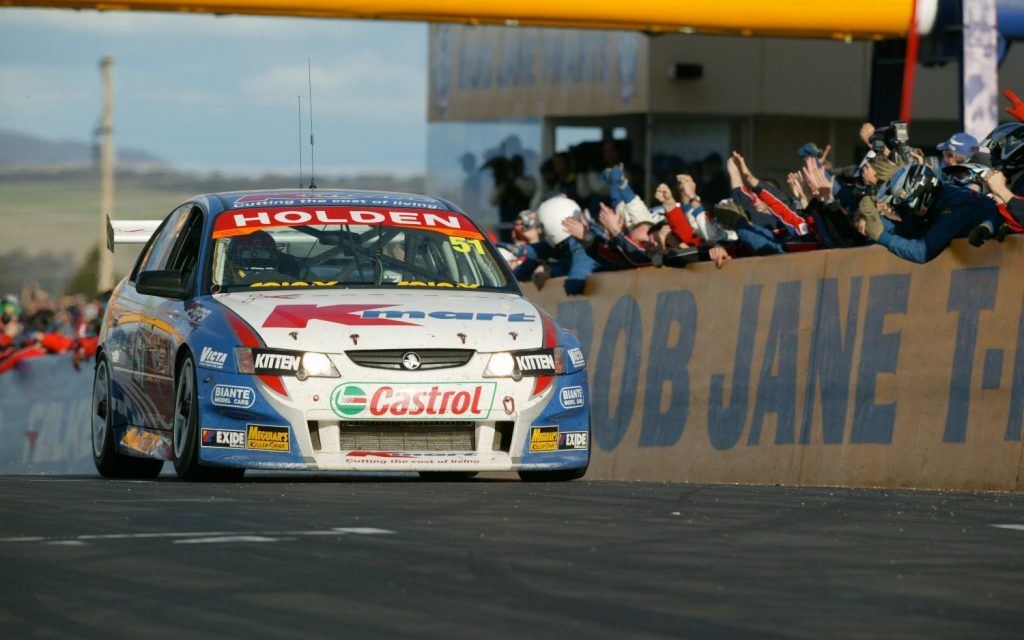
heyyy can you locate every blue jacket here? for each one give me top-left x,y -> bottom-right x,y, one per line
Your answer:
877,185 -> 998,263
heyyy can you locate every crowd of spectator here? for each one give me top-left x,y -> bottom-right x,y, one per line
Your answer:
499,88 -> 1024,296
0,283 -> 105,374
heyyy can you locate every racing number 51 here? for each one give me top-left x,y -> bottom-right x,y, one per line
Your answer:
450,237 -> 485,254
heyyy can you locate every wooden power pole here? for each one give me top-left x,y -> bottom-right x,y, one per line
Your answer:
97,55 -> 115,293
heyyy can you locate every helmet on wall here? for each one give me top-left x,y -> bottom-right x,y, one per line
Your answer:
980,122 -> 1024,177
876,164 -> 942,217
536,196 -> 582,246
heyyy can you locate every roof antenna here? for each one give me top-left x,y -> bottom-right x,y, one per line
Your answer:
297,95 -> 304,189
307,58 -> 317,190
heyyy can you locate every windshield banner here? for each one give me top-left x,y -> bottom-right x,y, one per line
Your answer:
212,207 -> 483,240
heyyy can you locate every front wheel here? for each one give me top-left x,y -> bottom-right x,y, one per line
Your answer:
92,354 -> 163,479
172,354 -> 244,482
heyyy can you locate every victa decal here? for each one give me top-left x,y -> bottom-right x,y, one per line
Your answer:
559,431 -> 588,450
211,385 -> 256,409
529,427 -> 559,452
199,347 -> 228,369
330,382 -> 496,420
202,428 -> 246,449
568,347 -> 586,369
559,386 -> 585,410
515,349 -> 555,375
246,425 -> 290,452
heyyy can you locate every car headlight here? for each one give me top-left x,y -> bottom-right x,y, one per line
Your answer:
299,352 -> 340,379
484,348 -> 567,379
484,352 -> 520,380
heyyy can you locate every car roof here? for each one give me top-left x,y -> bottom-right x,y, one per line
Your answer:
201,189 -> 458,213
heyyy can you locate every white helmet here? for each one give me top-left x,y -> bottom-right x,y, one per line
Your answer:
537,195 -> 581,246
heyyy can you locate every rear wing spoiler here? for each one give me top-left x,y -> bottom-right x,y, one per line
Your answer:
106,217 -> 161,251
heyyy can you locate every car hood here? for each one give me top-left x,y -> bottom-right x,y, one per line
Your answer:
214,289 -> 545,353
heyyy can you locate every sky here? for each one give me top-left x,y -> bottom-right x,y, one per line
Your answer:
0,8 -> 428,176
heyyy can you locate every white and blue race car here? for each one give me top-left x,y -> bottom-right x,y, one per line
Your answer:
92,190 -> 590,481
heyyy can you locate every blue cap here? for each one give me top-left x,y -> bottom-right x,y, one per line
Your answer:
798,142 -> 821,159
937,132 -> 979,155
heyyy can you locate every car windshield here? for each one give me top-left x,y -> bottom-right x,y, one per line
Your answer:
208,206 -> 515,293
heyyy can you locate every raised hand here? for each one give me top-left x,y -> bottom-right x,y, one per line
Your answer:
675,174 -> 698,203
654,183 -> 675,206
598,202 -> 625,236
561,216 -> 587,241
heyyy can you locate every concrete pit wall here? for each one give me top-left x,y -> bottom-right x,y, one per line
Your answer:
524,238 -> 1024,491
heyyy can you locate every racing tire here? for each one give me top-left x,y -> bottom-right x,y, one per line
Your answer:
517,467 -> 587,482
92,354 -> 164,479
172,354 -> 245,482
417,472 -> 478,481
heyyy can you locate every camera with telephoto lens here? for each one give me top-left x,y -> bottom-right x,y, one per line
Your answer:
869,121 -> 912,164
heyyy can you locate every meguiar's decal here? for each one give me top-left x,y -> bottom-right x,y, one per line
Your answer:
246,425 -> 290,452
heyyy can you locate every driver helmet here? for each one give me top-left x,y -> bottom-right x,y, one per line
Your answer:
980,122 -> 1024,178
226,230 -> 278,278
536,196 -> 582,246
876,164 -> 942,217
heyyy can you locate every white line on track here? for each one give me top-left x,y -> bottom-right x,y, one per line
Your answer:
175,536 -> 290,544
0,527 -> 395,546
992,524 -> 1024,531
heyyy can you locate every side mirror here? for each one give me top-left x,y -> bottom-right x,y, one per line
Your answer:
136,270 -> 189,299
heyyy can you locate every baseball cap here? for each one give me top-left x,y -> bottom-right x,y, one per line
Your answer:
937,132 -> 979,156
798,142 -> 821,159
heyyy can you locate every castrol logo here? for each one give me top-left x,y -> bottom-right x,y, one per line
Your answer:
330,382 -> 496,420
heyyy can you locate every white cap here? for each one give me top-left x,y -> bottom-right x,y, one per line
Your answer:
536,196 -> 582,246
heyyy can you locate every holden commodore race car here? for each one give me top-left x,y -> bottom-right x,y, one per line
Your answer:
92,190 -> 590,481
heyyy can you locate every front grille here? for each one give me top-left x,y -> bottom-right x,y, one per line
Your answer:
345,349 -> 474,370
337,421 -> 475,451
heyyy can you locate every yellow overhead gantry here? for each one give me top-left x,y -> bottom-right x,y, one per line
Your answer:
1,0 -> 927,40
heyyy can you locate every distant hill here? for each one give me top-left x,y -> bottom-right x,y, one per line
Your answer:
0,129 -> 165,167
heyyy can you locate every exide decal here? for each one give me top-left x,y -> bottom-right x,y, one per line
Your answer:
201,428 -> 245,449
329,382 -> 496,420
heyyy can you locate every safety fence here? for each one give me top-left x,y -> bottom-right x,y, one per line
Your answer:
0,355 -> 95,474
524,237 -> 1024,491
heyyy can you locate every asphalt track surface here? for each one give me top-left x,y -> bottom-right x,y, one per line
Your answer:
1,476 -> 1023,639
